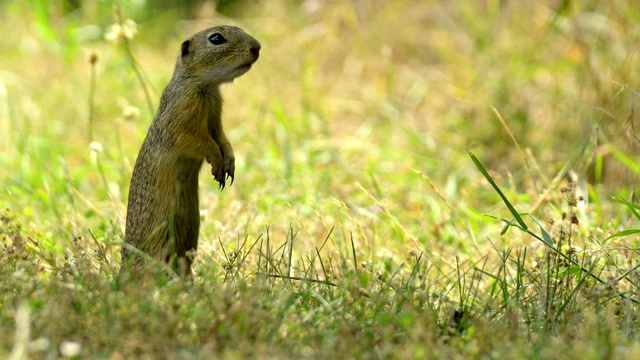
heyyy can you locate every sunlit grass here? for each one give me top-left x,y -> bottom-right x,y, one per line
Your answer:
1,0 -> 640,358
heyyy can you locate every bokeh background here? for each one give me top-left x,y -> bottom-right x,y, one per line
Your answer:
2,0 -> 638,241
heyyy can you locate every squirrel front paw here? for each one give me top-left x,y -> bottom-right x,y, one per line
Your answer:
206,154 -> 234,190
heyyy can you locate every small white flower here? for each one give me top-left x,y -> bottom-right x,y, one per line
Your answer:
105,19 -> 138,44
59,340 -> 82,357
122,105 -> 140,121
89,142 -> 103,165
89,141 -> 103,153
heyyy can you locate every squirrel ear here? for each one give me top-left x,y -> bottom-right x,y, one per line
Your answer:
181,40 -> 191,56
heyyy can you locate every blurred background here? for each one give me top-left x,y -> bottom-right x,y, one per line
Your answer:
0,0 -> 638,261
2,3 -> 640,356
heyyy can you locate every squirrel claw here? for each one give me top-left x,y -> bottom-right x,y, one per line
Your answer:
211,164 -> 227,190
216,178 -> 225,191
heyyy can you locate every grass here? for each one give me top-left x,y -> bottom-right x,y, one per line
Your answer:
1,0 -> 640,358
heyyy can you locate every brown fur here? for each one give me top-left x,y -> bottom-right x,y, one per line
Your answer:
120,26 -> 260,277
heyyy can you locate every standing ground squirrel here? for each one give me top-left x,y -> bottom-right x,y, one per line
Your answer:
119,26 -> 261,277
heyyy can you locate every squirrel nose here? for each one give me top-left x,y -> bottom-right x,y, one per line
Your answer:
250,42 -> 261,57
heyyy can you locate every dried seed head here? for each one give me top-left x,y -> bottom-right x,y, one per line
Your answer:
88,51 -> 100,64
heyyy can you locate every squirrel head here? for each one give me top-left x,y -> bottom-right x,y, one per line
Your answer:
179,26 -> 261,85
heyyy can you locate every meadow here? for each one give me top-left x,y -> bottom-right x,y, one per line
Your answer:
1,0 -> 640,358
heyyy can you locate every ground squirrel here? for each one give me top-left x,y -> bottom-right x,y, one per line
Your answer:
119,26 -> 261,277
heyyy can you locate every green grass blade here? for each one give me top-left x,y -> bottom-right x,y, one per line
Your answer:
605,229 -> 640,242
500,222 -> 510,235
609,145 -> 640,176
612,197 -> 640,221
469,152 -> 528,230
529,214 -> 554,246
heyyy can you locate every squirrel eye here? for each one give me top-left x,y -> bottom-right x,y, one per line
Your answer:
208,33 -> 227,45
